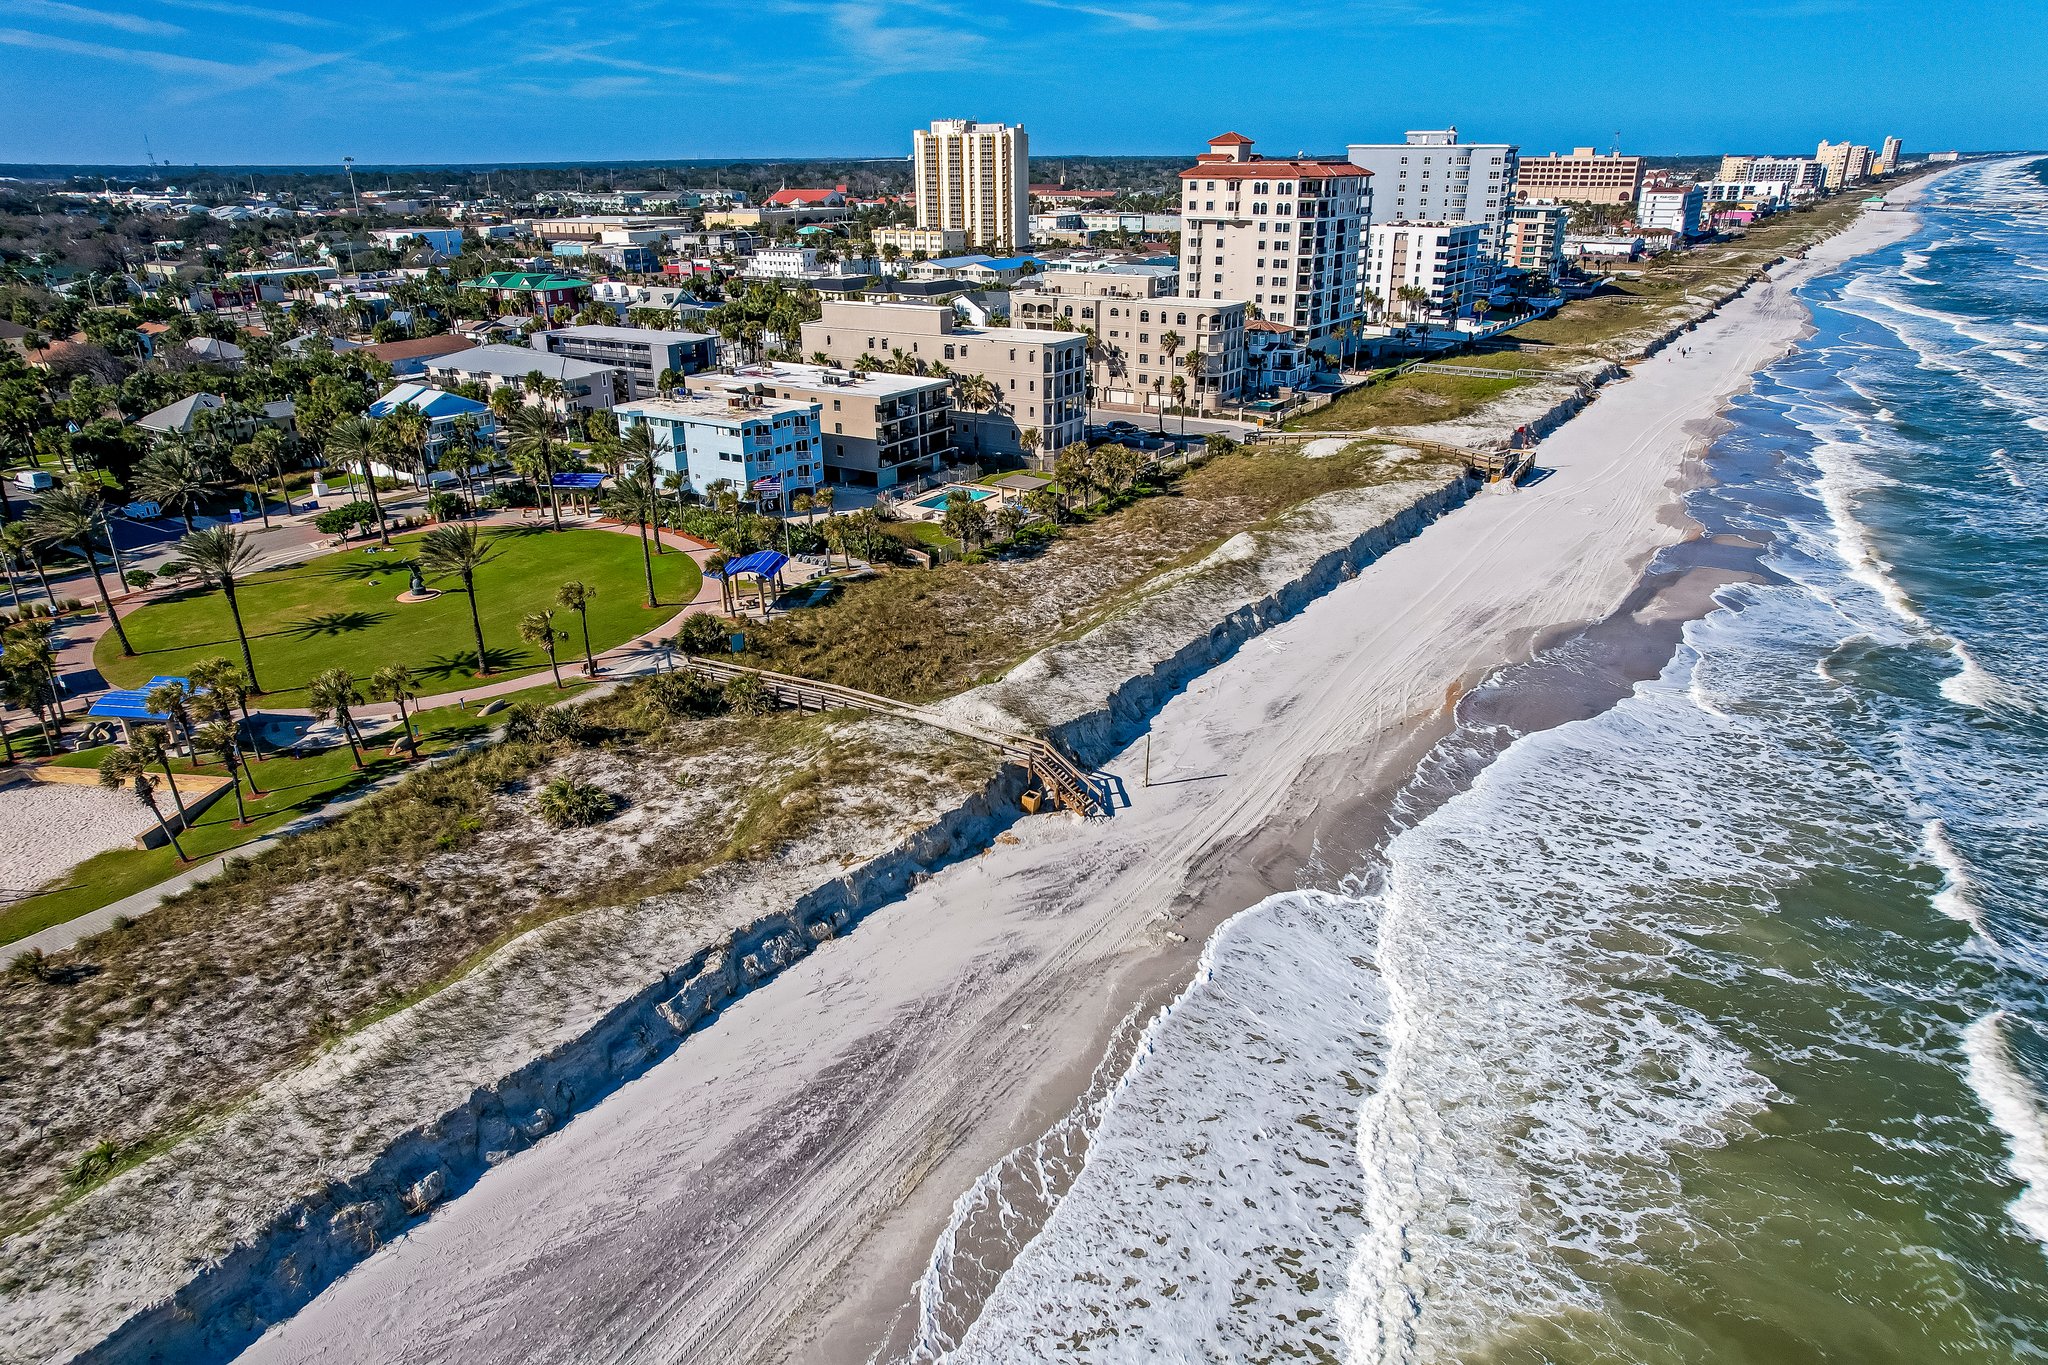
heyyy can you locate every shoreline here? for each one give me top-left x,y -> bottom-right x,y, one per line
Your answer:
192,181 -> 1936,1365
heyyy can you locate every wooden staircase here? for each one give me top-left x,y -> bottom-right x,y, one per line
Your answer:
676,658 -> 1104,817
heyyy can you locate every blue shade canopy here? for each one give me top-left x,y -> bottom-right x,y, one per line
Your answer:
710,550 -> 789,581
551,472 -> 606,489
88,675 -> 192,720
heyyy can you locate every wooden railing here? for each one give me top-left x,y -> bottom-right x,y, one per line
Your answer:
676,658 -> 1104,817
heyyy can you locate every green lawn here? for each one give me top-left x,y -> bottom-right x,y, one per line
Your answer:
1290,372 -> 1524,432
1,680 -> 588,945
96,527 -> 700,704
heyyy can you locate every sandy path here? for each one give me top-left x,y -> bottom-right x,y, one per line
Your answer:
243,194 -> 1928,1365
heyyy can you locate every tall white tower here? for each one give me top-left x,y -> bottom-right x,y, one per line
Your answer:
913,120 -> 1029,253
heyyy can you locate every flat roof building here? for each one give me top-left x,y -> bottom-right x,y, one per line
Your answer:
424,343 -> 623,412
614,389 -> 822,499
695,362 -> 952,488
1347,128 -> 1517,269
1514,148 -> 1645,206
1012,275 -> 1248,412
914,119 -> 1030,253
1363,221 -> 1486,322
528,325 -> 717,398
800,298 -> 1085,463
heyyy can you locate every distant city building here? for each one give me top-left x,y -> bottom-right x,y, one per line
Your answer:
528,325 -> 717,397
763,185 -> 848,208
1696,181 -> 1794,211
614,389 -> 822,499
913,119 -> 1030,253
1346,128 -> 1518,265
1637,186 -> 1707,240
744,247 -> 876,281
1715,155 -> 1828,198
1179,132 -> 1368,354
1363,221 -> 1486,321
359,333 -> 476,377
1514,147 -> 1645,206
1504,204 -> 1572,279
1928,151 -> 1961,163
872,225 -> 969,258
800,298 -> 1085,461
1816,140 -> 1875,189
1875,136 -> 1905,175
697,362 -> 952,488
1564,234 -> 1647,261
1011,271 -> 1247,411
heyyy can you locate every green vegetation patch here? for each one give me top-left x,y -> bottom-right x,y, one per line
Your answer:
93,528 -> 699,703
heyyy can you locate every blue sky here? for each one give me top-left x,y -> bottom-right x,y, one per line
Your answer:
0,0 -> 2041,165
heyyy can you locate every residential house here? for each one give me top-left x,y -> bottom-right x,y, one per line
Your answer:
134,392 -> 294,441
363,383 -> 496,483
360,333 -> 477,378
423,344 -> 624,413
460,270 -> 591,315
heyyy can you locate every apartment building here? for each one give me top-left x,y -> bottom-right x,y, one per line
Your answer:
1010,270 -> 1248,410
1504,204 -> 1571,279
872,225 -> 969,258
613,389 -> 822,499
1717,155 -> 1829,198
528,325 -> 716,398
1637,186 -> 1706,239
1363,221 -> 1485,321
1875,136 -> 1904,175
423,344 -> 622,413
913,119 -> 1030,253
531,215 -> 688,243
743,247 -> 878,281
695,362 -> 952,488
1345,128 -> 1517,262
800,298 -> 1085,460
1514,148 -> 1645,205
1696,180 -> 1794,211
1179,132 -> 1368,355
1816,140 -> 1874,189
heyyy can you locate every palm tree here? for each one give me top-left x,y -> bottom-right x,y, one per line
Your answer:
133,440 -> 213,533
1019,427 -> 1041,471
505,405 -> 563,530
230,431 -> 281,528
29,483 -> 133,655
601,472 -> 662,608
308,667 -> 366,768
129,722 -> 189,823
520,610 -> 565,689
556,580 -> 597,674
178,524 -> 264,691
1158,329 -> 1184,403
1183,350 -> 1206,417
323,416 -> 391,547
385,403 -> 432,491
193,719 -> 251,824
0,520 -> 54,610
186,655 -> 263,760
367,663 -> 419,750
446,413 -> 484,509
619,421 -> 666,554
99,747 -> 186,861
416,523 -> 501,674
705,550 -> 733,614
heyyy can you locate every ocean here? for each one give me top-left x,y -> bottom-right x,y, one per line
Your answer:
908,157 -> 2048,1363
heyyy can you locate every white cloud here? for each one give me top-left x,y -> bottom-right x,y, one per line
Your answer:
0,0 -> 181,37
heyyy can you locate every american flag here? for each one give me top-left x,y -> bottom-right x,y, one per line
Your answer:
752,475 -> 782,494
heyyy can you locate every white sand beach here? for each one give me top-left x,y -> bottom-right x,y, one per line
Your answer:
241,186 -> 1933,1365
0,783 -> 152,903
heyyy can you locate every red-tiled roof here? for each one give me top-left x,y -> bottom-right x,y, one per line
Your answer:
1207,132 -> 1253,145
362,334 -> 476,363
765,188 -> 841,206
1246,319 -> 1295,334
1181,159 -> 1364,181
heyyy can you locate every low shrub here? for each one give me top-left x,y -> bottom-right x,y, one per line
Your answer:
535,776 -> 617,828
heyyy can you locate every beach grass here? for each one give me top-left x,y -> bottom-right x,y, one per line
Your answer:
93,527 -> 698,705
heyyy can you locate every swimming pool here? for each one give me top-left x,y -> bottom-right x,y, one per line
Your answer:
913,486 -> 998,510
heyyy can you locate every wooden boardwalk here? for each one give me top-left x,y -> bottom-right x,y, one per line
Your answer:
676,658 -> 1104,817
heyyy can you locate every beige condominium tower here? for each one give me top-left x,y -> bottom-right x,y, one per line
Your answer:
913,119 -> 1030,253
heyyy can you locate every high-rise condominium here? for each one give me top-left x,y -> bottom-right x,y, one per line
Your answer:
1345,129 -> 1518,263
913,119 -> 1029,253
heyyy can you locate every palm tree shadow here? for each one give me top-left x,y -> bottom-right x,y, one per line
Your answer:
280,610 -> 391,639
313,560 -> 413,584
414,646 -> 526,682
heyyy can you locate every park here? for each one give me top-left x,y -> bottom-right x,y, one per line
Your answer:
94,525 -> 703,703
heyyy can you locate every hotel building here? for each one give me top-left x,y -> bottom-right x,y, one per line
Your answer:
913,120 -> 1030,253
1816,141 -> 1875,189
1179,132 -> 1369,355
1514,148 -> 1645,206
